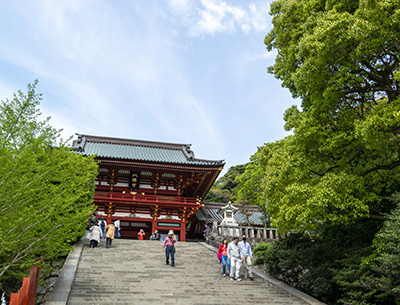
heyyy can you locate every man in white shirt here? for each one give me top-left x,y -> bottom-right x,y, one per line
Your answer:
227,237 -> 242,281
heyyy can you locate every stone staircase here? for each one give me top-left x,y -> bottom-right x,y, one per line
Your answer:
67,239 -> 308,305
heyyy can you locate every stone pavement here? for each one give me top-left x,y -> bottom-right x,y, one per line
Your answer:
65,239 -> 316,305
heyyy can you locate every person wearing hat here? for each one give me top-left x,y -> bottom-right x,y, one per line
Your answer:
163,230 -> 177,267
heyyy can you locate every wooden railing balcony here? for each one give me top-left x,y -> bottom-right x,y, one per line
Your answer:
94,191 -> 200,206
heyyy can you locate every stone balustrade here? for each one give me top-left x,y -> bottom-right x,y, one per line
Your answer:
216,225 -> 278,239
207,224 -> 278,248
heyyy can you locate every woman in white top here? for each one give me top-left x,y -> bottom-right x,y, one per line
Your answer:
89,223 -> 102,248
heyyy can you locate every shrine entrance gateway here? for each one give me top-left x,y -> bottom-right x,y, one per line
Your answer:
72,134 -> 225,241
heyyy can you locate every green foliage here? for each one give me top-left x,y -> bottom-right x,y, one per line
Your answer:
334,194 -> 400,305
248,0 -> 400,232
203,188 -> 232,203
234,142 -> 280,206
0,81 -> 98,294
237,0 -> 400,303
204,164 -> 245,203
254,221 -> 380,304
368,196 -> 400,302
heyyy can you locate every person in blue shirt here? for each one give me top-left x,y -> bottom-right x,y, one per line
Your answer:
238,234 -> 254,280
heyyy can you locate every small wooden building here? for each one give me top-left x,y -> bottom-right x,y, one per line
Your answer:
72,134 -> 225,241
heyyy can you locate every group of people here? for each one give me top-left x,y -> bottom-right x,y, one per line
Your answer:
86,214 -> 253,280
87,213 -> 121,249
137,229 -> 162,240
217,234 -> 254,281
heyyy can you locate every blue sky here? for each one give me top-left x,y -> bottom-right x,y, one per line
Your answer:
0,0 -> 298,174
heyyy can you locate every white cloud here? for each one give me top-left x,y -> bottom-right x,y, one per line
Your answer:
168,0 -> 270,37
249,3 -> 270,32
242,51 -> 274,62
168,0 -> 191,14
27,1 -> 227,154
0,0 -> 282,167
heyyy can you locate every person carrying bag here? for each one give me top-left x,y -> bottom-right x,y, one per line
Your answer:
163,230 -> 177,267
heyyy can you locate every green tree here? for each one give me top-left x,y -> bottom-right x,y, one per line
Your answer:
258,0 -> 400,232
237,1 -> 400,303
204,164 -> 246,203
334,194 -> 400,305
367,196 -> 400,302
234,141 -> 280,206
254,221 -> 380,304
0,81 -> 98,295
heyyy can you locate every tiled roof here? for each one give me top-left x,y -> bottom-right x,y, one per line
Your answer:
196,202 -> 267,226
72,134 -> 225,166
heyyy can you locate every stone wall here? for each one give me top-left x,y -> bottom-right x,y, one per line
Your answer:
35,258 -> 66,304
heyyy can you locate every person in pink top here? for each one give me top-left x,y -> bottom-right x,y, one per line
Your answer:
163,230 -> 177,267
217,238 -> 230,276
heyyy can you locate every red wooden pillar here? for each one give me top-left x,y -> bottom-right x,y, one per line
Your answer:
151,205 -> 159,238
179,206 -> 187,242
151,219 -> 157,236
180,223 -> 186,242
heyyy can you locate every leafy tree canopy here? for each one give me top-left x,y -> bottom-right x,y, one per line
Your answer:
234,141 -> 281,206
237,0 -> 400,232
253,220 -> 381,304
204,164 -> 245,203
237,1 -> 400,303
0,81 -> 98,294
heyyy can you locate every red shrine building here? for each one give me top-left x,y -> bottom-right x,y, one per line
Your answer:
72,134 -> 225,241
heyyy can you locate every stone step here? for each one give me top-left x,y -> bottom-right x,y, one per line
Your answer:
69,291 -> 287,297
67,240 -> 308,305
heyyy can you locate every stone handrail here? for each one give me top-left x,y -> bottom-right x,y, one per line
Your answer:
215,225 -> 278,240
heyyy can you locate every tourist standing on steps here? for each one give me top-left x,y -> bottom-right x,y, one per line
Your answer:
228,237 -> 242,281
88,212 -> 98,228
138,229 -> 145,240
203,224 -> 210,240
114,218 -> 121,239
99,218 -> 106,238
239,234 -> 254,280
163,230 -> 176,267
151,230 -> 160,240
218,238 -> 231,277
105,221 -> 115,248
89,222 -> 102,248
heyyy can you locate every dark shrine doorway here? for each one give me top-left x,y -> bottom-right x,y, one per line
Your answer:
120,220 -> 152,239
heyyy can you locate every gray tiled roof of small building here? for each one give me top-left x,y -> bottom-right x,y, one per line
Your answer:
197,203 -> 266,226
72,134 -> 225,166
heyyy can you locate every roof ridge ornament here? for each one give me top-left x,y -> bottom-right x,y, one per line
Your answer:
182,146 -> 194,160
221,201 -> 239,211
